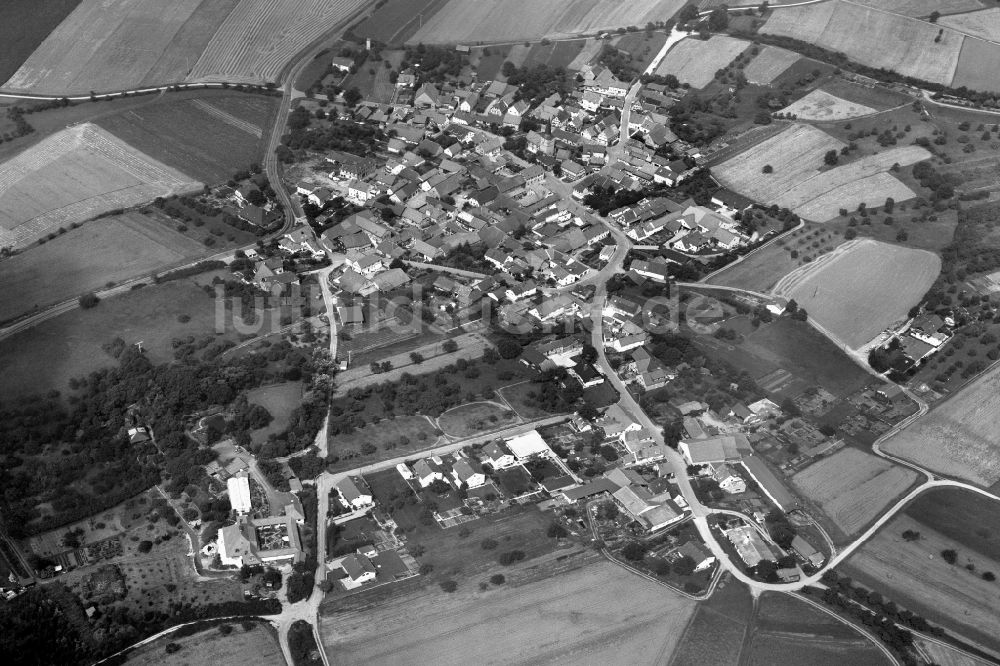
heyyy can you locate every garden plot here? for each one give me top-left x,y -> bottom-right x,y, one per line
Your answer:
713,124 -> 845,204
781,89 -> 876,121
743,45 -> 801,85
408,0 -> 688,44
653,36 -> 749,89
187,0 -> 371,84
2,0 -> 239,94
882,364 -> 1000,487
0,123 -> 201,250
791,447 -> 918,536
761,0 -> 965,86
773,239 -> 940,349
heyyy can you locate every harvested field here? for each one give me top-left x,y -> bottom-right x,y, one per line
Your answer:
841,512 -> 1000,654
322,559 -> 696,665
408,0 -> 687,44
781,89 -> 876,121
567,38 -> 604,71
882,365 -> 1000,487
851,0 -> 986,17
940,8 -> 1000,42
0,0 -> 82,85
96,94 -> 277,183
0,211 -> 208,321
3,0 -> 240,94
706,227 -> 845,293
915,639 -> 994,666
951,37 -> 1000,93
0,124 -> 201,250
791,173 -> 917,222
125,622 -> 282,666
653,36 -> 749,89
669,576 -> 752,666
761,0 -> 965,86
743,45 -> 801,85
437,401 -> 519,438
790,447 -> 918,536
773,239 -> 940,348
714,124 -> 845,204
747,632 -> 889,666
771,146 -> 930,221
187,0 -> 371,84
523,39 -> 586,70
352,0 -> 448,45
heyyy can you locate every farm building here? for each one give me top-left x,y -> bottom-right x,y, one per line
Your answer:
678,434 -> 750,465
725,524 -> 774,567
227,473 -> 252,514
218,514 -> 303,567
741,456 -> 797,511
505,430 -> 552,460
791,535 -> 825,568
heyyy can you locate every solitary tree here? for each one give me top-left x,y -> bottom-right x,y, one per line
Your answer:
823,149 -> 839,166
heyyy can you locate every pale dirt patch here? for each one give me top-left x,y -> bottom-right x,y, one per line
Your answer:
781,89 -> 876,121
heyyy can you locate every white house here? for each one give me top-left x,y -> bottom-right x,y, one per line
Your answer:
335,553 -> 377,589
481,442 -> 516,469
412,457 -> 447,487
712,464 -> 747,494
336,476 -> 373,510
451,459 -> 486,489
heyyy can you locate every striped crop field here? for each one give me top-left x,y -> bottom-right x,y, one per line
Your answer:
185,0 -> 372,84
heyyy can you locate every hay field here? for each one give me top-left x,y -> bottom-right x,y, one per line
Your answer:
781,89 -> 876,121
952,37 -> 1000,92
408,0 -> 687,44
773,239 -> 940,348
321,560 -> 696,665
791,447 -> 919,535
0,212 -> 207,320
791,173 -> 917,222
882,364 -> 1000,487
713,124 -> 845,203
0,124 -> 201,250
843,513 -> 1000,652
187,0 -> 370,84
761,0 -> 965,86
771,145 -> 930,221
653,36 -> 749,89
125,623 -> 283,666
96,95 -> 276,183
3,0 -> 240,94
940,8 -> 1000,42
851,0 -> 987,17
743,45 -> 801,85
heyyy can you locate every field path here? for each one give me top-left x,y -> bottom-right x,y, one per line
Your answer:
190,99 -> 262,137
